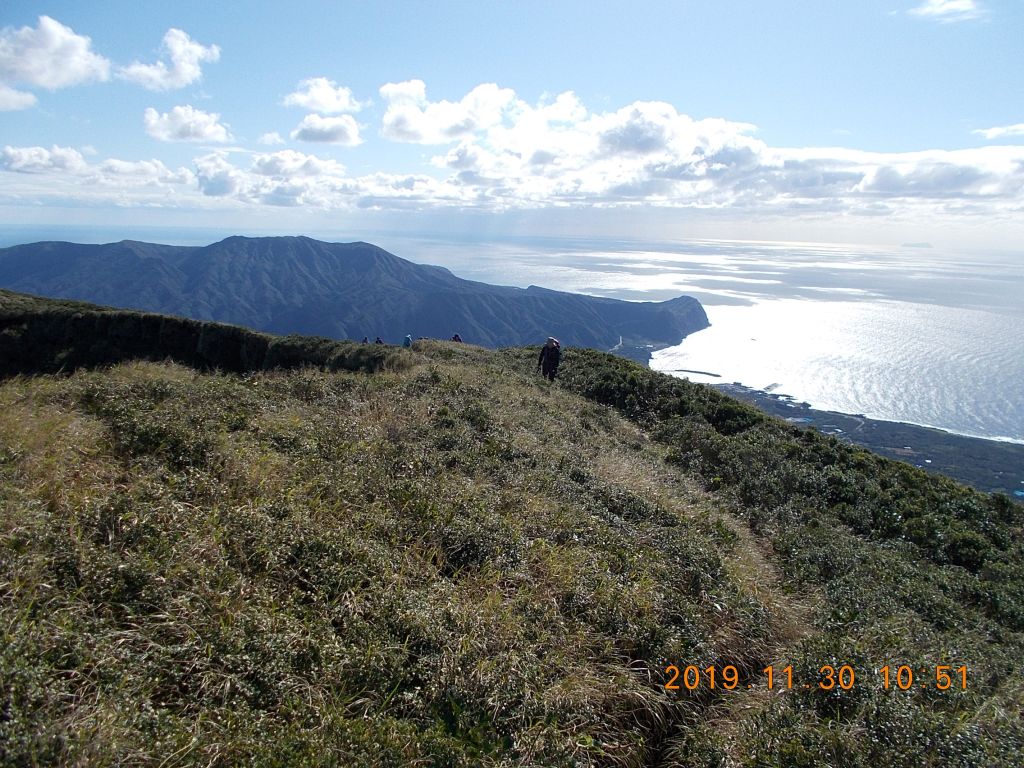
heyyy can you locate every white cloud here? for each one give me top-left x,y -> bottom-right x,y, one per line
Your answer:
250,150 -> 346,178
776,146 -> 1024,201
0,15 -> 109,102
96,158 -> 194,186
144,105 -> 232,142
0,143 -> 194,207
194,152 -> 244,197
0,144 -> 196,183
380,79 -> 518,143
290,114 -> 362,145
283,77 -> 365,113
119,28 -> 220,91
192,149 -> 360,206
248,150 -> 350,206
258,132 -> 286,146
973,123 -> 1024,140
0,83 -> 37,111
909,0 -> 984,22
597,103 -> 676,156
1,144 -> 88,173
423,91 -> 769,206
186,148 -> 464,209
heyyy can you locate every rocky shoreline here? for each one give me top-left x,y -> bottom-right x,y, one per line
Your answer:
716,383 -> 1024,497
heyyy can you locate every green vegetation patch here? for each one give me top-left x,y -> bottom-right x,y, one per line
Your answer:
0,288 -> 411,377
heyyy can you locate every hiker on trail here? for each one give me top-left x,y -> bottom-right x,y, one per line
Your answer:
451,333 -> 463,343
537,337 -> 561,381
361,336 -> 369,344
403,334 -> 413,348
374,336 -> 385,345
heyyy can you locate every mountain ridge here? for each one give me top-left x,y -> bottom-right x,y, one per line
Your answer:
0,235 -> 709,361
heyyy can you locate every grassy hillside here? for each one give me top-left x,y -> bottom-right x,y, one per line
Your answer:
548,348 -> 1024,765
1,295 -> 1021,766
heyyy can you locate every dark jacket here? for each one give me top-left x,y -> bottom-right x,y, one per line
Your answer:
538,344 -> 561,375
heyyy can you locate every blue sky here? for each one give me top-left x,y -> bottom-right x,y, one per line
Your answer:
2,0 -> 1023,249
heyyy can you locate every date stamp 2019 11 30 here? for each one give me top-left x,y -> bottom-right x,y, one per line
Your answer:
664,664 -> 968,692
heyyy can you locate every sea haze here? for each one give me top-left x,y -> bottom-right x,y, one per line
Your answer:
384,235 -> 1024,444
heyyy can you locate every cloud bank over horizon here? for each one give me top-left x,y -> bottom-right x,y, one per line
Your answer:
2,12 -> 1022,247
5,79 -> 1022,223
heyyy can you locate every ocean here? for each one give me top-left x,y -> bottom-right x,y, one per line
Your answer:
384,235 -> 1024,445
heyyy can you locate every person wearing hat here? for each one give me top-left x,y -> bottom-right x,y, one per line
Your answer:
537,337 -> 561,381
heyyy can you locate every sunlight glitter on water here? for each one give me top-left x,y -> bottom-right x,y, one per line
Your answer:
383,234 -> 1024,442
650,298 -> 1024,443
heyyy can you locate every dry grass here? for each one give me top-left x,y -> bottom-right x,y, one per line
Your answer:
1,354 -> 790,766
2,343 -> 1020,767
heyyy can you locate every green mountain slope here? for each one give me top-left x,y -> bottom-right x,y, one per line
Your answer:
1,291 -> 1021,767
0,236 -> 709,360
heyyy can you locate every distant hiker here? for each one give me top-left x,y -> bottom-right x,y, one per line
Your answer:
403,334 -> 413,348
361,336 -> 369,344
451,333 -> 463,343
374,336 -> 385,345
537,337 -> 561,381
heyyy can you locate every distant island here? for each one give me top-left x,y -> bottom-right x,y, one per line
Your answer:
0,235 -> 708,363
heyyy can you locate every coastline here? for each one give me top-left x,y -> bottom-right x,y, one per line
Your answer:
716,382 -> 1024,497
